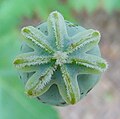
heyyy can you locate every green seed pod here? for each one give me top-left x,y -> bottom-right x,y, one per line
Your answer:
13,11 -> 108,106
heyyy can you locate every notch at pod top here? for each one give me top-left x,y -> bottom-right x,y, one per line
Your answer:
13,11 -> 108,106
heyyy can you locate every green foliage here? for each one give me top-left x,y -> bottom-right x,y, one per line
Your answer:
0,76 -> 58,119
0,77 -> 59,119
104,0 -> 120,13
84,0 -> 100,13
0,0 -> 120,37
0,0 -> 73,37
68,0 -> 120,13
68,0 -> 100,13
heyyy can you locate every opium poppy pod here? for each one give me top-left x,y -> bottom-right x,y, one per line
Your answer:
14,11 -> 108,106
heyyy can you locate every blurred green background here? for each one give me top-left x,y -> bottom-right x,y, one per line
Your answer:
0,0 -> 120,119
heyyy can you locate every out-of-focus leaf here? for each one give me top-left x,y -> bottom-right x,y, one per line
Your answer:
0,31 -> 20,69
103,0 -> 120,13
68,0 -> 100,13
84,0 -> 99,14
68,0 -> 84,11
0,0 -> 120,39
0,77 -> 59,119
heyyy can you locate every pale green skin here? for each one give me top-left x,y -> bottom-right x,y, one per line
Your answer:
14,11 -> 107,106
20,22 -> 100,106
